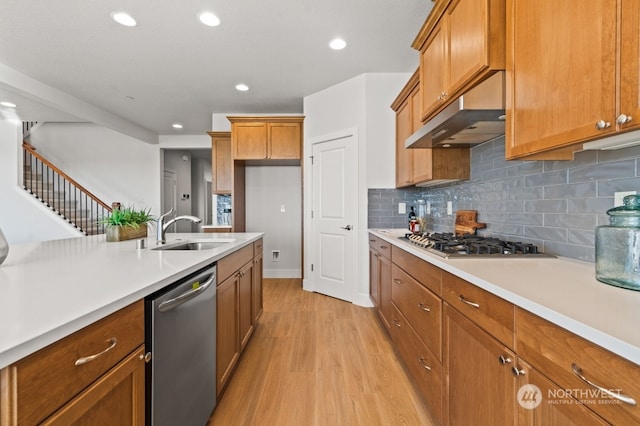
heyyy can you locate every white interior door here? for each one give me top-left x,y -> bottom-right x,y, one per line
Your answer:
311,132 -> 358,302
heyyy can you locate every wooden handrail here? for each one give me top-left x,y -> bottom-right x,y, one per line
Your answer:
23,142 -> 112,212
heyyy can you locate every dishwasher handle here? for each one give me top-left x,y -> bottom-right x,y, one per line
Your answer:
158,272 -> 216,312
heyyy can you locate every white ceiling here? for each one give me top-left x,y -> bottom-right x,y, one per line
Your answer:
0,0 -> 432,138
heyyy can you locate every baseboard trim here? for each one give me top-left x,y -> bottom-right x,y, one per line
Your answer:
264,269 -> 301,279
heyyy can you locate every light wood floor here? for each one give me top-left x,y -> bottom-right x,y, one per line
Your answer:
208,278 -> 436,426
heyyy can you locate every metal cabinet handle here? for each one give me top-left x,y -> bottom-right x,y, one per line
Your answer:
459,295 -> 480,308
418,356 -> 432,371
140,352 -> 152,363
512,366 -> 526,377
418,303 -> 431,312
392,319 -> 401,328
617,114 -> 633,125
380,245 -> 388,250
572,363 -> 637,406
498,355 -> 512,365
75,337 -> 117,366
393,278 -> 403,285
595,120 -> 611,130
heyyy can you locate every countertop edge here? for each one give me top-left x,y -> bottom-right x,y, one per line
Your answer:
0,233 -> 264,369
369,229 -> 640,367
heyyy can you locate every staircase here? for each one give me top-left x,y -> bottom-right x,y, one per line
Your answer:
22,142 -> 112,236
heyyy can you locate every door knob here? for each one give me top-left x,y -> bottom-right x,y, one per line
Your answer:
341,225 -> 353,231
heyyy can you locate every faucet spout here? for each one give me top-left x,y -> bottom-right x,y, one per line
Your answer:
156,209 -> 201,244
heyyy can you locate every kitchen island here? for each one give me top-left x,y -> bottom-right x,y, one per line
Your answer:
0,232 -> 263,370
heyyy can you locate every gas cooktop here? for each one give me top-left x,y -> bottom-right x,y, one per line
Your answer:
401,232 -> 556,258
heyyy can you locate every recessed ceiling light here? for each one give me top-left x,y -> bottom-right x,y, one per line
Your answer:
329,38 -> 347,50
235,84 -> 249,92
0,101 -> 17,108
111,12 -> 137,27
198,12 -> 221,27
172,123 -> 184,129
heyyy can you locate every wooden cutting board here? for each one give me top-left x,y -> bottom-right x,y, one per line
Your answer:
455,210 -> 486,235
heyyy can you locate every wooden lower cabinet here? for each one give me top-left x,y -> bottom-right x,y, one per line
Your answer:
216,239 -> 264,399
42,346 -> 146,425
368,234 -> 392,330
216,267 -> 240,398
443,304 -> 516,425
515,359 -> 608,426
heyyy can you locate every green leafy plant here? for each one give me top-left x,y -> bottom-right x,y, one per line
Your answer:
99,206 -> 155,229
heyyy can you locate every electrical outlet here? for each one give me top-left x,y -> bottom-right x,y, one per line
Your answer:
272,250 -> 280,262
614,191 -> 636,207
398,203 -> 406,214
280,204 -> 286,213
447,201 -> 453,215
426,201 -> 431,215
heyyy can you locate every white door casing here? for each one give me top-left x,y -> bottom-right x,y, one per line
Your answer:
310,130 -> 358,302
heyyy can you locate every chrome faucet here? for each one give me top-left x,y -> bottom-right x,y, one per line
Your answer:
156,208 -> 202,244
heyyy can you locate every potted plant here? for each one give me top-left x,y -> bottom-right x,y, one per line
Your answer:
100,206 -> 155,242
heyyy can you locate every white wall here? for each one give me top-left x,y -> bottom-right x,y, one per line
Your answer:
0,120 -> 81,244
29,123 -> 161,215
245,166 -> 302,278
303,72 -> 411,306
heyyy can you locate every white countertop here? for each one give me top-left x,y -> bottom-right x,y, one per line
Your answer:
370,229 -> 640,367
0,232 -> 263,369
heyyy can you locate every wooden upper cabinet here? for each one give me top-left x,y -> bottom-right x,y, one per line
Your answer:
619,0 -> 640,134
209,131 -> 232,194
414,0 -> 505,122
392,70 -> 470,188
505,0 -> 619,160
228,116 -> 304,160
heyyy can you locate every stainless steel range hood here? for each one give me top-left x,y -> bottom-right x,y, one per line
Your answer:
406,72 -> 506,149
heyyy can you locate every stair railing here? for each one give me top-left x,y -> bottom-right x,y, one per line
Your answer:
22,143 -> 112,235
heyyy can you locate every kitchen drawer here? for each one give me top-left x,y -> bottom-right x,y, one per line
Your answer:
253,238 -> 263,256
389,303 -> 442,425
369,234 -> 391,259
391,245 -> 441,295
12,300 -> 144,425
516,308 -> 640,425
218,244 -> 254,284
391,264 -> 442,361
442,272 -> 514,349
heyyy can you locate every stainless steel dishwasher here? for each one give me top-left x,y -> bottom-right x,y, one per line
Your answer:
146,263 -> 217,426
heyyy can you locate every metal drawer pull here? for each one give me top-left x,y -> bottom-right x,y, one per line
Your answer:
393,279 -> 403,284
498,355 -> 512,365
459,295 -> 480,308
418,303 -> 431,312
393,319 -> 401,328
75,337 -> 117,366
418,357 -> 432,371
571,363 -> 637,406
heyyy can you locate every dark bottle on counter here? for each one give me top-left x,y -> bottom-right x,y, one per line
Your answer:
408,206 -> 418,233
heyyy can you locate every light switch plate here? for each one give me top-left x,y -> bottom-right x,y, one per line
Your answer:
399,203 -> 406,214
614,191 -> 636,207
426,201 -> 431,215
447,201 -> 453,215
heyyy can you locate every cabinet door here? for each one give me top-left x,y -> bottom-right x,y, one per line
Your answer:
515,360 -> 609,426
238,261 -> 254,351
420,24 -> 447,121
395,97 -> 414,187
232,122 -> 267,159
217,275 -> 239,397
411,87 -> 433,183
506,0 -> 617,159
212,135 -> 232,194
369,245 -> 380,307
378,253 -> 392,331
268,122 -> 301,159
619,0 -> 640,132
42,347 -> 146,426
444,305 -> 516,425
252,251 -> 263,322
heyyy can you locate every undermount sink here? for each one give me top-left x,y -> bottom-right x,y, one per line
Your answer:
152,239 -> 234,251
